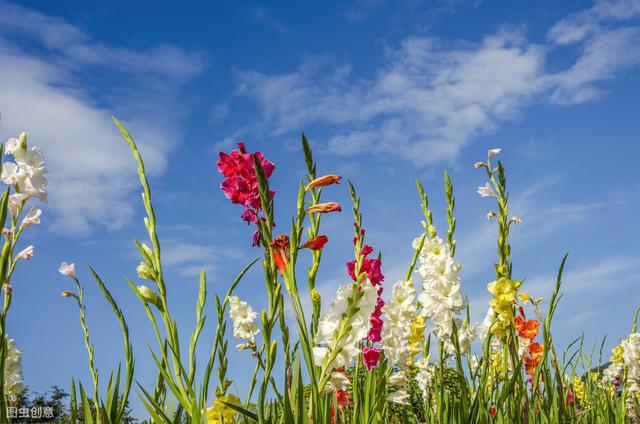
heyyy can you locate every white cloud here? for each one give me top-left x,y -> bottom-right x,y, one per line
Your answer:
0,2 -> 205,235
228,0 -> 640,165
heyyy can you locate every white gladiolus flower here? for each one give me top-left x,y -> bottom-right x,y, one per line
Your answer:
387,371 -> 407,386
16,245 -> 34,261
1,140 -> 48,202
4,138 -> 21,155
314,282 -> 377,371
4,338 -> 24,401
59,262 -> 78,279
229,296 -> 259,349
386,389 -> 410,405
621,333 -> 640,393
445,322 -> 477,356
415,236 -> 467,341
477,182 -> 497,198
1,162 -> 23,185
602,362 -> 623,386
381,280 -> 416,369
488,148 -> 502,159
415,356 -> 436,398
19,207 -> 42,230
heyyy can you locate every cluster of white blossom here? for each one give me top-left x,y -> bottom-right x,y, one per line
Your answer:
415,356 -> 436,398
313,282 -> 377,370
602,362 -> 623,387
381,279 -> 417,369
414,235 -> 472,350
1,134 -> 48,207
621,333 -> 640,393
4,338 -> 24,401
228,296 -> 260,351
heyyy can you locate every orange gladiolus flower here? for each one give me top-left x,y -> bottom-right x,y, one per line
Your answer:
514,316 -> 539,341
304,174 -> 341,191
303,235 -> 328,250
306,202 -> 342,214
525,342 -> 544,375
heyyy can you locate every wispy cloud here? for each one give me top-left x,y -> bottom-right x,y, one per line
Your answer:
248,6 -> 289,33
0,1 -> 206,235
227,0 -> 640,165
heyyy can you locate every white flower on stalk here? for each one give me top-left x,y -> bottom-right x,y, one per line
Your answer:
228,296 -> 259,350
477,182 -> 497,198
314,282 -> 377,370
387,371 -> 407,386
415,356 -> 436,398
445,321 -> 477,356
381,280 -> 416,369
386,389 -> 410,405
487,148 -> 502,159
16,245 -> 34,261
59,262 -> 77,279
1,162 -> 24,185
8,193 -> 28,217
1,138 -> 48,202
4,338 -> 24,401
19,207 -> 42,230
415,236 -> 467,341
4,138 -> 21,155
602,362 -> 623,386
324,370 -> 349,393
621,333 -> 640,393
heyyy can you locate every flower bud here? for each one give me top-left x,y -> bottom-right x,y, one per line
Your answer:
136,262 -> 155,281
509,216 -> 522,225
474,161 -> 485,169
304,174 -> 341,191
3,284 -> 12,295
19,132 -> 28,150
486,211 -> 497,221
303,235 -> 328,250
311,288 -> 321,306
140,243 -> 154,259
137,285 -> 163,310
16,245 -> 34,261
61,290 -> 77,300
305,202 -> 342,214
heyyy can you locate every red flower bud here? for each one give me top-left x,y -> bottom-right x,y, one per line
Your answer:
303,235 -> 328,250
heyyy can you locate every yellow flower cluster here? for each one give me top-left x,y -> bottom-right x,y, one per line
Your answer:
612,344 -> 624,364
204,393 -> 241,424
486,277 -> 522,335
408,315 -> 426,361
572,376 -> 588,407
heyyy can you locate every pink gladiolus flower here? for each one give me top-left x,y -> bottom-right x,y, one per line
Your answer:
217,142 -> 276,245
362,346 -> 381,371
566,387 -> 574,405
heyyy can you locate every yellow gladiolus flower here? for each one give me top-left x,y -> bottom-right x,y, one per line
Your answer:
612,344 -> 624,364
408,314 -> 426,361
204,393 -> 241,424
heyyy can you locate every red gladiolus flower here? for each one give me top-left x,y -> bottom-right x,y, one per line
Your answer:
270,235 -> 290,274
334,389 -> 350,409
304,174 -> 342,191
489,404 -> 497,417
306,202 -> 342,214
362,346 -> 381,371
303,235 -> 328,250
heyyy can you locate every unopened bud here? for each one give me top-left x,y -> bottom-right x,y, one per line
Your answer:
60,290 -> 77,300
3,284 -> 12,295
474,161 -> 485,169
19,132 -> 28,149
136,262 -> 155,281
311,288 -> 321,306
509,216 -> 522,225
137,285 -> 162,310
427,225 -> 436,238
140,243 -> 154,259
486,211 -> 497,221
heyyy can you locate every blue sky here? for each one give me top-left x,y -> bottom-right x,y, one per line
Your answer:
0,0 -> 639,417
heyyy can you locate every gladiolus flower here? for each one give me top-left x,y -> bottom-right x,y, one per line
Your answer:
306,202 -> 342,214
19,207 -> 41,230
362,346 -> 381,371
59,262 -> 77,279
61,290 -> 78,300
477,182 -> 497,198
489,404 -> 497,417
16,245 -> 34,261
334,389 -> 350,409
270,235 -> 290,274
514,316 -> 539,341
303,235 -> 328,250
566,387 -> 574,405
304,174 -> 341,191
488,148 -> 502,159
137,285 -> 163,310
204,393 -> 241,424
